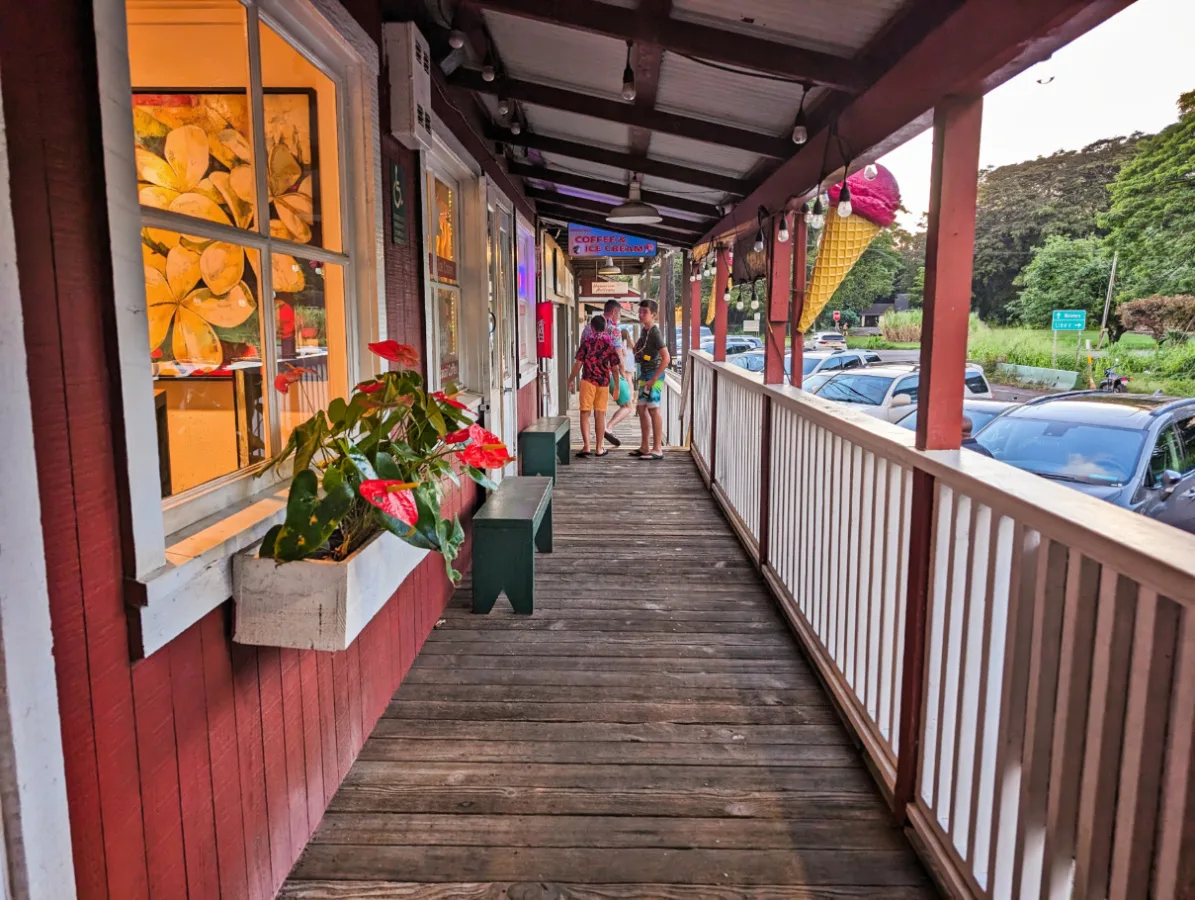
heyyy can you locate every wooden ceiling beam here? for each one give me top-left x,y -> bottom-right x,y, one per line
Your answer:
486,127 -> 745,195
536,205 -> 699,245
465,0 -> 869,91
524,187 -> 712,230
627,0 -> 670,158
449,69 -> 786,158
507,162 -> 721,218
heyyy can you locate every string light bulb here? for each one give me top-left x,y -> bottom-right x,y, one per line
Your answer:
481,49 -> 496,82
497,96 -> 510,116
753,228 -> 766,254
777,212 -> 790,243
810,196 -> 825,230
448,29 -> 465,50
750,298 -> 760,311
802,201 -> 812,225
510,119 -> 522,136
837,183 -> 853,218
791,83 -> 810,145
621,41 -> 636,101
864,163 -> 878,181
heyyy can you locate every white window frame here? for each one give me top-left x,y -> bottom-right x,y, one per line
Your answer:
421,151 -> 463,392
95,0 -> 383,657
515,213 -> 538,387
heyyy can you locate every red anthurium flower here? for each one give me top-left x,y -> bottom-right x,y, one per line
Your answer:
359,480 -> 419,526
368,340 -> 420,367
445,428 -> 471,444
432,390 -> 469,411
456,424 -> 513,469
355,380 -> 385,394
274,365 -> 313,394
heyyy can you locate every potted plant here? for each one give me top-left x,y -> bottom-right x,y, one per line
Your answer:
233,340 -> 512,651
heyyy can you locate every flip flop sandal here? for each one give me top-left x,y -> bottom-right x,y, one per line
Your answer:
628,449 -> 646,457
593,450 -> 611,457
576,450 -> 593,458
638,452 -> 665,460
604,433 -> 622,447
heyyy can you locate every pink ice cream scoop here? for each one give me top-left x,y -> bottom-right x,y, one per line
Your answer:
828,164 -> 900,227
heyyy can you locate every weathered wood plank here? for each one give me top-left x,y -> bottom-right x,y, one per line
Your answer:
366,720 -> 846,745
279,881 -> 933,899
403,668 -> 813,689
392,683 -> 826,705
289,846 -> 930,887
409,655 -> 809,673
381,701 -> 841,725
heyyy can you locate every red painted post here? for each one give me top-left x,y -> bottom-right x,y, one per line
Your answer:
713,245 -> 729,362
916,95 -> 984,453
789,215 -> 808,388
893,95 -> 983,825
690,252 -> 702,356
764,214 -> 792,385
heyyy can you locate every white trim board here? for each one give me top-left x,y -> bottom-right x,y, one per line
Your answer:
0,64 -> 78,900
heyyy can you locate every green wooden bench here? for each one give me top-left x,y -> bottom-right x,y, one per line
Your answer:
471,475 -> 553,615
518,416 -> 570,483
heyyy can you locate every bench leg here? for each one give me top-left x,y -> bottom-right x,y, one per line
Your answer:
521,439 -> 558,483
535,499 -> 553,554
557,433 -> 569,466
472,527 -> 536,615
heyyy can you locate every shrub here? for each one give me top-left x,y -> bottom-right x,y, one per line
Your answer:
880,308 -> 922,342
1117,294 -> 1195,343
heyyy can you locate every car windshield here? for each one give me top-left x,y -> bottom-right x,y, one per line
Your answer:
975,416 -> 1146,485
896,406 -> 1004,432
802,357 -> 821,375
812,373 -> 895,405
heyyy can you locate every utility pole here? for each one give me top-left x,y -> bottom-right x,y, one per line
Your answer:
1097,249 -> 1118,350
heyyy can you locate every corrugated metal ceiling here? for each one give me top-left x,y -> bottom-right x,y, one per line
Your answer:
519,104 -> 631,151
645,131 -> 761,178
670,0 -> 908,56
481,11 -> 627,95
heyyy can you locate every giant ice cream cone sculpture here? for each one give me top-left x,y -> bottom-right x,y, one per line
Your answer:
798,165 -> 901,333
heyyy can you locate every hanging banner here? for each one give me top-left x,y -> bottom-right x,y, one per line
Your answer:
568,224 -> 657,258
536,302 -> 554,359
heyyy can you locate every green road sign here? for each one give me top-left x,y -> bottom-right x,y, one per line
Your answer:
1052,310 -> 1087,331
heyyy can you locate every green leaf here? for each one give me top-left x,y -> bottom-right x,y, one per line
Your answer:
465,464 -> 498,491
327,397 -> 348,428
423,393 -> 447,435
338,438 -> 378,483
293,415 -> 328,473
272,469 -> 354,562
373,450 -> 403,480
258,524 -> 283,559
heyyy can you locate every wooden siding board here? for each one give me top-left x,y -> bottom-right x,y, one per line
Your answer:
298,649 -> 326,833
257,647 -> 293,891
230,644 -> 274,900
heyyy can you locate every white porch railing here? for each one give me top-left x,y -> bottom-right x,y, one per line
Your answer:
687,350 -> 1195,900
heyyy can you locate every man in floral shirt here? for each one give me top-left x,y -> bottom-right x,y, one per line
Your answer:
568,313 -> 622,457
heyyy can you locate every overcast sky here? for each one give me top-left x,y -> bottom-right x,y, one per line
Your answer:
878,0 -> 1194,230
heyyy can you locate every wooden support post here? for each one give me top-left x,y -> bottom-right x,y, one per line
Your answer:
681,254 -> 692,372
713,246 -> 729,362
789,214 -> 808,388
765,214 -> 792,386
916,95 -> 983,452
893,95 -> 983,825
690,256 -> 703,356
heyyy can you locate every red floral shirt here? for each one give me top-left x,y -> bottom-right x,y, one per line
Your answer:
574,333 -> 620,387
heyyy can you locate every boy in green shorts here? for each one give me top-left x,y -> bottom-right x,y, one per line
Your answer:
632,299 -> 670,460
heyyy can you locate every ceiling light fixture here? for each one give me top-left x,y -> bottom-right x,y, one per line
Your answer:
791,83 -> 810,145
621,41 -> 637,102
598,257 -> 620,276
607,175 -> 661,225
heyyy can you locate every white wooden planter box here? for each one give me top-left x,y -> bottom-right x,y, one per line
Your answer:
233,530 -> 428,652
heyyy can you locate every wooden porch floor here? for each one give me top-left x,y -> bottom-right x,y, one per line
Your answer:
280,415 -> 935,898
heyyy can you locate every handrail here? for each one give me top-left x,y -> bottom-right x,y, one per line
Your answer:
689,352 -> 1195,606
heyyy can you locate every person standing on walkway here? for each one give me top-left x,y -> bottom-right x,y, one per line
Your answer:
568,313 -> 623,458
631,299 -> 670,460
578,299 -> 631,446
605,327 -> 638,435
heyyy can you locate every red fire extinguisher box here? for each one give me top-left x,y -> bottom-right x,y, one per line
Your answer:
536,301 -> 554,358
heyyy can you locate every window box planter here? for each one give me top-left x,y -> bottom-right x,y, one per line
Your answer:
233,530 -> 428,652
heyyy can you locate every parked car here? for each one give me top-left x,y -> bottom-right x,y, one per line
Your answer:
894,398 -> 1017,432
700,325 -> 713,341
700,335 -> 762,355
973,392 -> 1195,532
805,364 -> 994,422
805,331 -> 847,351
727,348 -> 881,377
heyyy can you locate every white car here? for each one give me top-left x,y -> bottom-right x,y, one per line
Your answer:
727,348 -> 881,377
804,364 -> 994,422
805,331 -> 847,351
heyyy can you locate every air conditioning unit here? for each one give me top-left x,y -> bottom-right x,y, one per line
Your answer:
385,22 -> 433,151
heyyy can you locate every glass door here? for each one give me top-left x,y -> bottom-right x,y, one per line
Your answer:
486,192 -> 518,476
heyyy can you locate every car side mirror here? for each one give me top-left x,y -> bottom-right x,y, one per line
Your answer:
891,394 -> 912,408
1161,469 -> 1183,494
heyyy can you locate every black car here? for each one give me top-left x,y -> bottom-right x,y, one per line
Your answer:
974,391 -> 1195,533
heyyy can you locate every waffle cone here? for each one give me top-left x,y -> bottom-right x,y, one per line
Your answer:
798,214 -> 881,333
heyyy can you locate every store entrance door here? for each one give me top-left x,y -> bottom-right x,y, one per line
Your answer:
486,192 -> 518,477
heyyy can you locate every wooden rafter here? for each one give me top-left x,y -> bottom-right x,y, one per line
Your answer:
487,127 -> 745,195
465,0 -> 869,91
507,162 -> 721,218
449,69 -> 786,158
627,0 -> 670,159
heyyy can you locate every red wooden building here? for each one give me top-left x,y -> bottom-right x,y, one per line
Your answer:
1,0 -> 1190,898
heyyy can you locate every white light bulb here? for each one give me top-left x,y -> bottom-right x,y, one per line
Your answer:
497,98 -> 510,116
791,124 -> 808,145
621,81 -> 636,102
837,200 -> 852,218
448,29 -> 465,50
750,299 -> 760,311
864,164 -> 878,181
736,301 -> 744,311
803,209 -> 813,225
777,215 -> 790,243
810,213 -> 825,229
753,236 -> 765,254
723,290 -> 731,303
481,64 -> 495,82
510,121 -> 522,135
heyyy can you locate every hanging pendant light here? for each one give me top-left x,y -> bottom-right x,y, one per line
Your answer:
481,47 -> 496,82
621,41 -> 637,102
607,175 -> 661,225
496,95 -> 510,117
791,83 -> 810,145
777,212 -> 790,243
598,257 -> 620,276
837,183 -> 853,218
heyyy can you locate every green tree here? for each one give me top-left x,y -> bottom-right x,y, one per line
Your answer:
972,135 -> 1140,322
828,229 -> 903,313
891,222 -> 926,305
1103,94 -> 1195,300
1010,235 -> 1113,327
